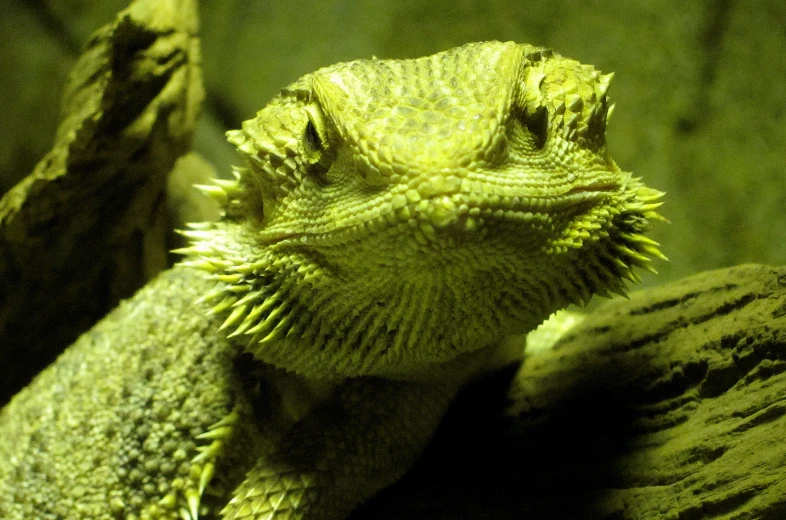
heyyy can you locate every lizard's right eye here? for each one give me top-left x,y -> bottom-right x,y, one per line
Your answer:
302,104 -> 334,181
303,104 -> 329,158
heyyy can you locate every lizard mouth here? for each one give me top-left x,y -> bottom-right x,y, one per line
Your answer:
258,181 -> 619,247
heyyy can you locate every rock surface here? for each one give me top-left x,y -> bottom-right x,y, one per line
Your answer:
357,264 -> 786,519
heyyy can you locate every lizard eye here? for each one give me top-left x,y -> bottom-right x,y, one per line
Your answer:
523,105 -> 548,149
303,104 -> 329,157
301,104 -> 335,182
304,118 -> 323,154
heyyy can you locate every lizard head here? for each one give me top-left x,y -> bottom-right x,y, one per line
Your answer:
179,41 -> 664,378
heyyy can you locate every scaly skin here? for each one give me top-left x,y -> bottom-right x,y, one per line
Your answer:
0,41 -> 664,519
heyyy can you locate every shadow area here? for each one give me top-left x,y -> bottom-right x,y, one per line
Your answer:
352,357 -> 642,520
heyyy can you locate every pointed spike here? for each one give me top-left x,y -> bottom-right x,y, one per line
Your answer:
226,284 -> 252,294
196,426 -> 233,440
213,178 -> 240,189
216,273 -> 244,284
219,304 -> 249,331
607,103 -> 616,121
195,286 -> 225,305
186,222 -> 213,230
611,256 -> 629,270
647,247 -> 669,262
563,111 -> 579,128
648,213 -> 671,224
237,139 -> 256,156
209,295 -> 237,315
199,462 -> 215,497
627,234 -> 661,247
173,243 -> 215,256
171,246 -> 200,256
229,305 -> 272,338
622,268 -> 642,283
179,229 -> 214,240
228,263 -> 257,275
258,315 -> 292,344
617,244 -> 652,264
244,313 -> 276,337
639,202 -> 665,213
230,317 -> 259,338
242,298 -> 284,335
192,441 -> 221,464
208,410 -> 239,430
194,184 -> 228,205
181,259 -> 223,273
609,285 -> 630,299
234,290 -> 264,307
638,189 -> 666,202
185,487 -> 200,520
642,263 -> 659,274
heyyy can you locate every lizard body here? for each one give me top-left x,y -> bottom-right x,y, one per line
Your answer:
0,41 -> 663,519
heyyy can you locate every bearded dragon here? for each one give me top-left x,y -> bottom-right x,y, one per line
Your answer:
0,41 -> 663,519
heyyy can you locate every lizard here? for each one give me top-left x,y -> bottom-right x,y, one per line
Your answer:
0,41 -> 664,519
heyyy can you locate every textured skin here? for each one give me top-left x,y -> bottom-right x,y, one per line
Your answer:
0,41 -> 663,519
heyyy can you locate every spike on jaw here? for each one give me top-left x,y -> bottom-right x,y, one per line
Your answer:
186,488 -> 200,520
255,315 -> 292,345
186,222 -> 213,230
234,289 -> 265,307
230,302 -> 272,337
216,273 -> 245,284
199,462 -> 215,497
219,304 -> 249,331
194,184 -> 229,205
209,295 -> 237,315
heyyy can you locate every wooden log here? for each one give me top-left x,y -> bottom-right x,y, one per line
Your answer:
358,264 -> 786,519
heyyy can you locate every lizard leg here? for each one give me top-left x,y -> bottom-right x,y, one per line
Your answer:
221,375 -> 463,520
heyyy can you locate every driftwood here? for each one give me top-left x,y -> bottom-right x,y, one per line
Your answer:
357,263 -> 786,519
0,0 -> 202,404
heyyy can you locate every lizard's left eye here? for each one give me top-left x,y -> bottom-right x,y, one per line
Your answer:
304,118 -> 323,154
521,105 -> 548,150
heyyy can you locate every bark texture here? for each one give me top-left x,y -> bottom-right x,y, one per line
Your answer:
357,264 -> 786,519
0,0 -> 202,404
